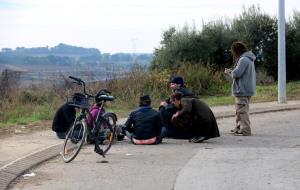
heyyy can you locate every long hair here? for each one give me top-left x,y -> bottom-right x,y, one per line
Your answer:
231,41 -> 248,64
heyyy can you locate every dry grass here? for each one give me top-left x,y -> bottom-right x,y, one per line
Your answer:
1,66 -> 300,125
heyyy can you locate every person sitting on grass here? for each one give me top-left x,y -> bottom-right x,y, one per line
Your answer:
171,92 -> 220,143
121,95 -> 163,145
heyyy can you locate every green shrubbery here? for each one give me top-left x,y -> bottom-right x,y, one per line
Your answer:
151,6 -> 300,81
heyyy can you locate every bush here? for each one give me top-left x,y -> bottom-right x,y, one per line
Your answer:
175,63 -> 228,96
256,69 -> 275,85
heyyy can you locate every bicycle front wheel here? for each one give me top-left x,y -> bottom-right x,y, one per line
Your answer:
62,120 -> 87,163
95,113 -> 117,155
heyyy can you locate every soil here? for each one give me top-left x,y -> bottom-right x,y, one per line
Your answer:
0,120 -> 52,138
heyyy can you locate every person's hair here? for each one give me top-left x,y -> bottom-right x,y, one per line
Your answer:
231,41 -> 248,64
139,95 -> 151,106
171,92 -> 183,101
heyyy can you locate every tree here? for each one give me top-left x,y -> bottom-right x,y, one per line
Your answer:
231,5 -> 277,77
286,11 -> 300,80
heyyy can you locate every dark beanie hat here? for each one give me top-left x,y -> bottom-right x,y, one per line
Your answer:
140,95 -> 151,102
139,95 -> 151,106
171,76 -> 184,85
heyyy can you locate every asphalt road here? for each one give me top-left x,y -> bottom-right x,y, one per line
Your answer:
10,110 -> 300,190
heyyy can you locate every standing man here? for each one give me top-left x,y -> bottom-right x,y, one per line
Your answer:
225,41 -> 256,136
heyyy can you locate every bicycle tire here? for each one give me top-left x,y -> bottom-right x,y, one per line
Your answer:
62,120 -> 87,163
95,112 -> 117,155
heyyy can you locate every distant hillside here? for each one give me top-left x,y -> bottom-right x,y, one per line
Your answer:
0,43 -> 153,68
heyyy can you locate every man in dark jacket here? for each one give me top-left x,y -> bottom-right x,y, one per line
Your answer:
122,95 -> 163,145
52,103 -> 76,139
171,92 -> 220,143
159,76 -> 195,139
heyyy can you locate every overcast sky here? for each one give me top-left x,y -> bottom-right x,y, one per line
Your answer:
0,0 -> 299,53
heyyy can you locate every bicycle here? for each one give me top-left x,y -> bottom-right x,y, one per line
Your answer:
61,76 -> 118,163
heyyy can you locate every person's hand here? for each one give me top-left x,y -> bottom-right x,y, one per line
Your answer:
171,112 -> 179,121
224,68 -> 232,74
160,101 -> 167,107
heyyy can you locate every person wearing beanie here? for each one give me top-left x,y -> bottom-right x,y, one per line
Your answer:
121,95 -> 163,145
159,76 -> 196,139
169,76 -> 192,97
171,76 -> 184,86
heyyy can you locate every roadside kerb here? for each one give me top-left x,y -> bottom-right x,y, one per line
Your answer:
214,104 -> 300,119
0,143 -> 62,190
1,103 -> 300,190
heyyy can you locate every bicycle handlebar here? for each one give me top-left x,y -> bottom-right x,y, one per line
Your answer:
69,76 -> 85,85
68,76 -> 113,100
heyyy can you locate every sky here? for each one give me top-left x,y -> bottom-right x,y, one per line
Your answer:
0,0 -> 299,53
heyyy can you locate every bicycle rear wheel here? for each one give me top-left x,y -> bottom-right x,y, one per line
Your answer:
95,113 -> 117,155
62,120 -> 87,163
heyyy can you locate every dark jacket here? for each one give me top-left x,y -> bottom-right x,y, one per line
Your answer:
52,103 -> 76,132
158,86 -> 196,138
178,98 -> 220,138
124,106 -> 162,140
174,86 -> 194,97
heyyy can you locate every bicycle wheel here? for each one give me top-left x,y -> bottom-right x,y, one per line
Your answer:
62,120 -> 87,163
95,112 -> 117,155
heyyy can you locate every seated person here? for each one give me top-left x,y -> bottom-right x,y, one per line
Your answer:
171,92 -> 220,143
87,89 -> 124,143
52,102 -> 76,139
122,95 -> 163,145
159,76 -> 195,139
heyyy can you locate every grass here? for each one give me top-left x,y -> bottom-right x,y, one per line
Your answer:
4,104 -> 53,125
1,77 -> 300,126
203,81 -> 300,106
103,81 -> 300,118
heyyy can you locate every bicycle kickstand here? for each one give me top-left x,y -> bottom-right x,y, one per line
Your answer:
94,141 -> 105,158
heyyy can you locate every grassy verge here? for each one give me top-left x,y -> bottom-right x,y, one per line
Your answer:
203,81 -> 300,106
1,78 -> 300,126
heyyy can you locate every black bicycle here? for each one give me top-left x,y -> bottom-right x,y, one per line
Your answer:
61,76 -> 118,163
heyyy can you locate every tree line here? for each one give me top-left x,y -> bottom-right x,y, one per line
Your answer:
150,6 -> 300,81
0,43 -> 153,67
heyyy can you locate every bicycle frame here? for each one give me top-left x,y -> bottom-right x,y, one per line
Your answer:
61,76 -> 118,162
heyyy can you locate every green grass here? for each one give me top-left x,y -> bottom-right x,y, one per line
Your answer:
3,104 -> 55,125
1,81 -> 300,126
202,81 -> 300,106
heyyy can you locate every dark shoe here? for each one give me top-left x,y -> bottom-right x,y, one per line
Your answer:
189,136 -> 208,143
230,129 -> 238,133
234,131 -> 251,136
230,125 -> 240,133
86,134 -> 95,144
70,137 -> 79,144
117,134 -> 125,141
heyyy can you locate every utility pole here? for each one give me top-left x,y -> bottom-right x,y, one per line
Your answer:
278,0 -> 287,103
